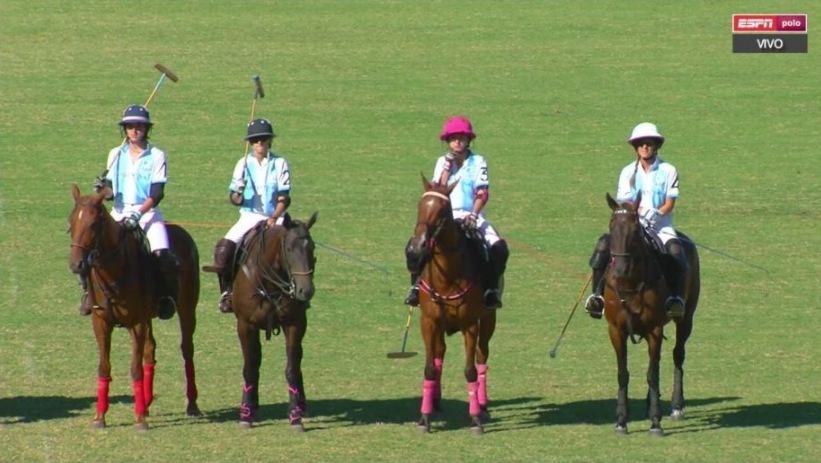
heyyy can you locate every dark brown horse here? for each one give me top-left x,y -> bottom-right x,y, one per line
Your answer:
407,177 -> 496,435
68,185 -> 201,430
603,192 -> 700,436
231,213 -> 317,431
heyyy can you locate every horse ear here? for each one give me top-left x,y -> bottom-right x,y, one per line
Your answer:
72,184 -> 81,202
633,192 -> 642,211
306,211 -> 318,230
95,186 -> 112,203
421,172 -> 432,191
606,192 -> 619,211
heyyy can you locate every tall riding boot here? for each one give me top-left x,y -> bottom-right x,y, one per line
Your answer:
203,239 -> 238,313
154,249 -> 180,320
664,239 -> 689,320
585,234 -> 611,319
483,240 -> 509,310
404,239 -> 421,306
78,275 -> 93,316
404,273 -> 420,306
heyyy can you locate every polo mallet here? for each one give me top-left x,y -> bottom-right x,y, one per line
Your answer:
549,272 -> 593,359
104,63 -> 180,174
387,305 -> 418,359
241,75 -> 265,167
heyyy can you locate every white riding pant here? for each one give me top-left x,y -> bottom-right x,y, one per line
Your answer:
224,211 -> 284,244
111,206 -> 169,251
453,210 -> 502,246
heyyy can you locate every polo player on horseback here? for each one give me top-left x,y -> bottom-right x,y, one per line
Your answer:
202,118 -> 292,313
404,116 -> 509,310
585,122 -> 689,320
80,104 -> 178,320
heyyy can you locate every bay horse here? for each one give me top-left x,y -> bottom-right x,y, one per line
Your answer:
603,192 -> 700,436
407,176 -> 496,435
68,185 -> 201,429
230,213 -> 317,431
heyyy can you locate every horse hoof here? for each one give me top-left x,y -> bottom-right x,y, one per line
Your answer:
291,423 -> 306,433
648,427 -> 664,437
91,420 -> 106,429
417,415 -> 431,434
239,420 -> 253,429
670,409 -> 684,421
469,416 -> 484,435
187,403 -> 202,417
134,422 -> 149,431
614,424 -> 628,435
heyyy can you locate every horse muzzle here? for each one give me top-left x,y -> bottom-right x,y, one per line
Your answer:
291,275 -> 315,302
611,255 -> 632,279
69,249 -> 90,275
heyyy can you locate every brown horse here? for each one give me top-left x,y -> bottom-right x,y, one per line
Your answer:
407,177 -> 497,435
68,185 -> 201,430
230,213 -> 317,431
603,192 -> 700,436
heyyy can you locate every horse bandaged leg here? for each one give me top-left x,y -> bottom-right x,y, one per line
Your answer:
467,381 -> 481,417
143,363 -> 155,409
477,364 -> 488,407
433,358 -> 443,402
421,380 -> 436,415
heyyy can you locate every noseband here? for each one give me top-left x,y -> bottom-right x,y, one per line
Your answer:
417,191 -> 453,250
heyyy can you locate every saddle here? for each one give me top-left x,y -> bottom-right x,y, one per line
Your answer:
640,227 -> 683,288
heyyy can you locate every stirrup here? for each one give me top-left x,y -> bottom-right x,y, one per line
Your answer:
404,287 -> 419,307
218,291 -> 233,313
665,296 -> 685,319
483,289 -> 502,310
585,294 -> 604,319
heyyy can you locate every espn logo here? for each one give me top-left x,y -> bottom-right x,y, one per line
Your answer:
733,14 -> 807,33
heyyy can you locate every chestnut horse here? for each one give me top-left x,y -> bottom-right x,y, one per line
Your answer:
603,192 -> 700,436
230,214 -> 317,431
68,185 -> 200,430
407,177 -> 496,435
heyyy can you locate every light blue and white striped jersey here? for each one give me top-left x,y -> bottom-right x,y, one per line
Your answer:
432,152 -> 490,214
230,152 -> 291,216
105,144 -> 167,207
617,156 -> 679,219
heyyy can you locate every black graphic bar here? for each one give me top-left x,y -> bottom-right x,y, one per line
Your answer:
733,34 -> 808,53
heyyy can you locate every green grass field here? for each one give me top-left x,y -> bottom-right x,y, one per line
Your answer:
2,1 -> 820,462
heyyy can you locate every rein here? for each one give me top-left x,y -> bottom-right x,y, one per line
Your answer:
415,191 -> 478,304
71,203 -> 146,325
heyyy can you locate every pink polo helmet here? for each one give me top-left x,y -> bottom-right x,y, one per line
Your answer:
440,116 -> 476,141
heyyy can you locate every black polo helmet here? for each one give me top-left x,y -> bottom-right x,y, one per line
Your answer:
119,105 -> 153,126
245,118 -> 275,140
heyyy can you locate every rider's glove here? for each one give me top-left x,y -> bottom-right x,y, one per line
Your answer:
124,211 -> 142,231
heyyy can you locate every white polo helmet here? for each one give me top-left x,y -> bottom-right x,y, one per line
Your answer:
628,122 -> 664,148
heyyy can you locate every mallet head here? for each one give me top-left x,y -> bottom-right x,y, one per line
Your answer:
154,63 -> 179,82
253,75 -> 265,98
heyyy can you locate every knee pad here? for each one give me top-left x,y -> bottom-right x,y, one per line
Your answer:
665,239 -> 689,272
490,240 -> 509,273
405,238 -> 420,273
589,234 -> 611,269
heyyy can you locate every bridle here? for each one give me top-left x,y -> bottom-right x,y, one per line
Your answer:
607,208 -> 650,305
415,190 -> 476,303
416,191 -> 456,253
70,201 -> 128,270
250,225 -> 315,303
